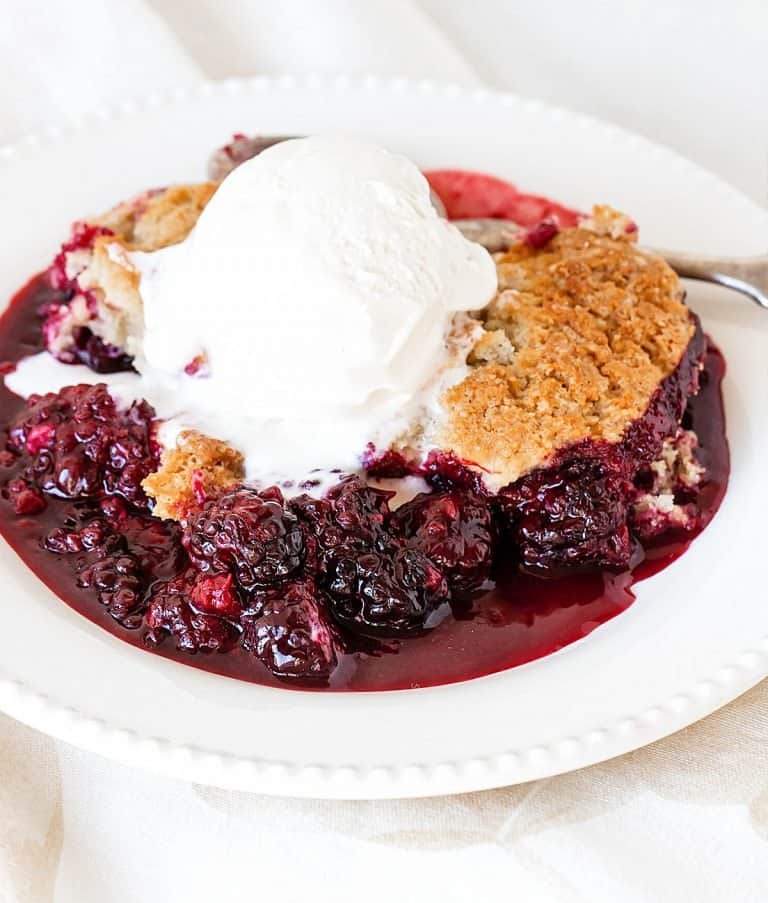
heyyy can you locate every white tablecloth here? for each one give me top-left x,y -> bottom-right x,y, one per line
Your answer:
1,3 -> 767,900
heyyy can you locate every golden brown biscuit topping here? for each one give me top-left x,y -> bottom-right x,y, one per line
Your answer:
143,430 -> 244,521
92,182 -> 217,251
437,221 -> 695,487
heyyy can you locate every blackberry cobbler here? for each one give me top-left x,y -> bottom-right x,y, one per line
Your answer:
0,135 -> 728,690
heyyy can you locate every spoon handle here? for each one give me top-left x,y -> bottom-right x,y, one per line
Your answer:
452,218 -> 768,310
452,218 -> 522,253
651,251 -> 768,310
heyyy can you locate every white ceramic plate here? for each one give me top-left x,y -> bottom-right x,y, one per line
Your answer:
1,76 -> 766,799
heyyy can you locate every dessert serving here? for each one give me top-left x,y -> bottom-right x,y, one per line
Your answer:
0,135 -> 728,690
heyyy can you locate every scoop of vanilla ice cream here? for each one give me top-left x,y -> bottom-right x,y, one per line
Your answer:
135,137 -> 495,404
118,138 -> 497,482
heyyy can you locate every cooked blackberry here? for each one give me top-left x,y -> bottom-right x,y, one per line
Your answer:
183,486 -> 306,590
242,578 -> 340,681
391,490 -> 495,592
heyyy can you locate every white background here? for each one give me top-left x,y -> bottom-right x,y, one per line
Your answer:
0,2 -> 767,902
2,1 -> 767,205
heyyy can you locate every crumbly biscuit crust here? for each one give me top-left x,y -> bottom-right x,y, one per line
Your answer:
143,430 -> 244,521
438,221 -> 696,487
93,183 -> 217,251
74,183 -> 218,357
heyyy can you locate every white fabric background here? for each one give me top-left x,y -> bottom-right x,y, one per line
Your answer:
1,2 -> 767,900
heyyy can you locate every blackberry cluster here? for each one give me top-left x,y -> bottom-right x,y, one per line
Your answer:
391,490 -> 495,592
242,579 -> 340,681
183,486 -> 306,589
326,548 -> 447,636
45,516 -> 109,554
179,486 -> 339,677
420,450 -> 487,493
78,548 -> 146,627
292,477 -> 450,637
41,507 -> 148,626
291,477 -> 393,566
498,456 -> 634,576
145,571 -> 241,654
7,383 -> 157,507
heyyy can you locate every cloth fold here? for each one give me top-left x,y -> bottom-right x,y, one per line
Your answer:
0,1 -> 766,900
3,682 -> 767,903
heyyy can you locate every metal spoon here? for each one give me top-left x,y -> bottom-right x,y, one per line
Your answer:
451,217 -> 768,311
650,250 -> 768,310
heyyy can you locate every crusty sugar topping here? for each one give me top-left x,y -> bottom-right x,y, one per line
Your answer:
437,217 -> 696,488
70,183 -> 218,358
92,183 -> 217,251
